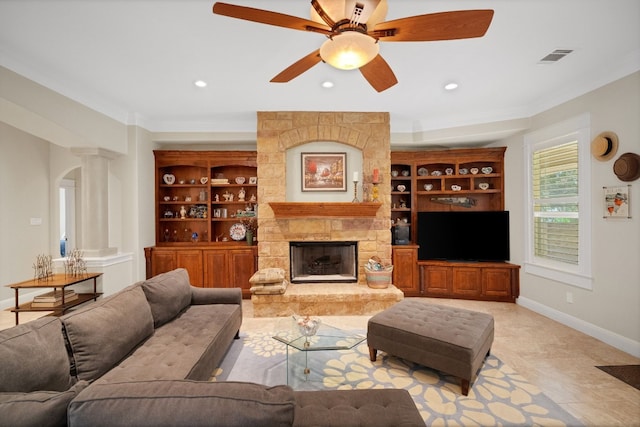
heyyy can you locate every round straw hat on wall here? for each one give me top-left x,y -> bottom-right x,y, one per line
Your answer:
613,152 -> 640,182
591,131 -> 618,161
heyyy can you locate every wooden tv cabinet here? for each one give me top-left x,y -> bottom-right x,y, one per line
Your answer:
418,260 -> 519,302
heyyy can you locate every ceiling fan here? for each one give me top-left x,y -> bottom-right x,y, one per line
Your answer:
212,1 -> 493,92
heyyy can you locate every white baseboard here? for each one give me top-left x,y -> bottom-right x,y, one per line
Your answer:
518,296 -> 640,358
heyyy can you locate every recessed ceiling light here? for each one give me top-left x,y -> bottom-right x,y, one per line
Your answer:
444,82 -> 458,91
194,80 -> 207,88
321,81 -> 334,89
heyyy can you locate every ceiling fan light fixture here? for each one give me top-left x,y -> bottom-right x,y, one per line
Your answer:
320,31 -> 379,70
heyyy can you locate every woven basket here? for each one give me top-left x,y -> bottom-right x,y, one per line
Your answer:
365,266 -> 393,289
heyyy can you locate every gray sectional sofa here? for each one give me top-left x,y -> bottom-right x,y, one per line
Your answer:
1,268 -> 423,427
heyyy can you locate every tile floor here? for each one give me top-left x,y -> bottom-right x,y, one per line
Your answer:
2,297 -> 639,426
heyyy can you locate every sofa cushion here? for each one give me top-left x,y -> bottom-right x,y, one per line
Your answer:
293,389 -> 424,427
249,267 -> 286,284
68,380 -> 295,427
142,268 -> 192,327
62,285 -> 154,382
0,381 -> 88,427
0,317 -> 74,392
97,303 -> 242,383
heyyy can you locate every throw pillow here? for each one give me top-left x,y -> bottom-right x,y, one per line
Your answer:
61,285 -> 154,382
142,268 -> 193,327
0,317 -> 74,392
0,381 -> 88,427
249,268 -> 286,284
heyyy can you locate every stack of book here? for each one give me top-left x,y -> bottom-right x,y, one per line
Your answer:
31,289 -> 78,308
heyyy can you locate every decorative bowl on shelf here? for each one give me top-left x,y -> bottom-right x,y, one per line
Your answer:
235,177 -> 246,184
391,170 -> 399,177
431,170 -> 442,176
451,185 -> 462,191
478,182 -> 490,190
401,170 -> 410,176
459,168 -> 468,175
396,184 -> 406,192
481,166 -> 493,174
418,167 -> 428,176
470,167 -> 479,175
424,183 -> 433,191
163,174 -> 175,185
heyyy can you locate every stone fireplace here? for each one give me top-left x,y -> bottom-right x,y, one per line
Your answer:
256,112 -> 392,279
253,111 -> 403,316
290,241 -> 358,283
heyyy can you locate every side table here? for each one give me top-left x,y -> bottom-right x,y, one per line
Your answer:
5,273 -> 103,325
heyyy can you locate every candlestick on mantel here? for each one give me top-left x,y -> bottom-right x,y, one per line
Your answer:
352,180 -> 359,203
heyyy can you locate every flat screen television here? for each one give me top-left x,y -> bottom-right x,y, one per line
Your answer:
417,211 -> 510,262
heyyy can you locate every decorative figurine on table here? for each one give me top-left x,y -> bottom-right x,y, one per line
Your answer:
238,187 -> 246,201
180,206 -> 187,219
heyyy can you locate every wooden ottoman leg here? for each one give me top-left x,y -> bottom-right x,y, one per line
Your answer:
461,379 -> 470,396
369,346 -> 377,362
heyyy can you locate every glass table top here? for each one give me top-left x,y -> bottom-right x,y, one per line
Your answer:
272,316 -> 365,352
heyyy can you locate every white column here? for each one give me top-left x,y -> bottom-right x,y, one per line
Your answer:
71,147 -> 119,257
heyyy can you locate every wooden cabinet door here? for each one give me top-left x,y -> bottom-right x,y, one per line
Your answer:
228,248 -> 257,297
176,250 -> 203,287
392,246 -> 419,295
203,250 -> 228,288
482,268 -> 512,298
452,267 -> 482,297
421,265 -> 452,295
150,250 -> 176,278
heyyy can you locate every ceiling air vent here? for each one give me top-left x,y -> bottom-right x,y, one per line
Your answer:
538,49 -> 574,64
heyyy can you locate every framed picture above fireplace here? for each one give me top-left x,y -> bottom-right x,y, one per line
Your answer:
301,152 -> 347,192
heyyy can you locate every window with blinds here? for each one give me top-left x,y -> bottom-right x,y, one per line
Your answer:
524,113 -> 592,289
532,141 -> 579,265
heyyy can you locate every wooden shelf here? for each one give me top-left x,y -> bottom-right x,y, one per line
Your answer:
5,273 -> 102,324
13,293 -> 103,312
269,202 -> 382,218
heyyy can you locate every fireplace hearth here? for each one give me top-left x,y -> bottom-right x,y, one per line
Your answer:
290,241 -> 357,283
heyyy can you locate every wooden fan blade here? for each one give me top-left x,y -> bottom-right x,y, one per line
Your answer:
371,10 -> 494,42
359,55 -> 398,92
271,50 -> 323,83
311,0 -> 335,27
213,2 -> 331,35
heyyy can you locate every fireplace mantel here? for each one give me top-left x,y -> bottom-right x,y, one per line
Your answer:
269,202 -> 382,218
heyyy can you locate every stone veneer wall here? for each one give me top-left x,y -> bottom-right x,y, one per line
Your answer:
256,111 -> 392,286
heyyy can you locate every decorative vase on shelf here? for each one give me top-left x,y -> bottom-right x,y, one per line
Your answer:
246,230 -> 253,246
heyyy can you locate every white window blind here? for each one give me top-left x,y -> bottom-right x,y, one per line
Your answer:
532,141 -> 579,265
524,113 -> 592,289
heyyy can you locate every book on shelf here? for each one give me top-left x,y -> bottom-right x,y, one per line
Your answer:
31,289 -> 78,307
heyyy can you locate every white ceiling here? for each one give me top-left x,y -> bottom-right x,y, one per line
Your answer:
1,0 -> 639,147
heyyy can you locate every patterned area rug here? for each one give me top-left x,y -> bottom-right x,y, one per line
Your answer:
214,330 -> 583,426
596,365 -> 640,390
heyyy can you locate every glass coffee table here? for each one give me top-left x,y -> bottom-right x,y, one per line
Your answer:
273,316 -> 365,388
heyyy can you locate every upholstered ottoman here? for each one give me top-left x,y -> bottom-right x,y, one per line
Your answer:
367,299 -> 494,395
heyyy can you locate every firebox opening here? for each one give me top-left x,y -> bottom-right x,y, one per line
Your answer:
290,241 -> 358,283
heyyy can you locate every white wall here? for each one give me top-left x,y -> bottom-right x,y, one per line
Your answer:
497,72 -> 640,356
0,123 -> 51,293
